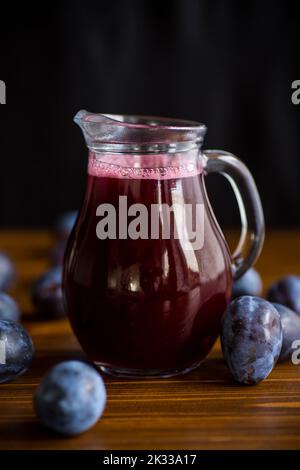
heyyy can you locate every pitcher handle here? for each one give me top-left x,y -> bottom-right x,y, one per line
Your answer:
203,150 -> 265,280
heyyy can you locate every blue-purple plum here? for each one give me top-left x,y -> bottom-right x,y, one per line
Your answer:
55,211 -> 77,240
221,296 -> 282,384
0,252 -> 16,291
0,320 -> 34,383
267,276 -> 300,315
32,267 -> 65,318
272,303 -> 300,362
34,360 -> 106,435
51,240 -> 67,266
0,293 -> 20,322
232,268 -> 262,299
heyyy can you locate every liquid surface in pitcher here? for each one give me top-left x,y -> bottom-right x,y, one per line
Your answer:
64,152 -> 232,375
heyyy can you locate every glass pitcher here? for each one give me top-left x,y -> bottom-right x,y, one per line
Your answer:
63,111 -> 264,378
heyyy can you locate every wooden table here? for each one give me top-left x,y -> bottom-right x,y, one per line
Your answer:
0,230 -> 300,450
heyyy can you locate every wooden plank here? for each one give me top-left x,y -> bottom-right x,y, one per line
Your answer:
0,230 -> 299,449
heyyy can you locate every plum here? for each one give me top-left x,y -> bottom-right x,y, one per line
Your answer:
55,211 -> 77,240
0,320 -> 34,383
221,296 -> 282,384
272,302 -> 300,362
267,275 -> 300,315
0,252 -> 16,291
0,293 -> 21,322
232,268 -> 262,299
34,360 -> 106,435
51,240 -> 67,266
32,267 -> 65,318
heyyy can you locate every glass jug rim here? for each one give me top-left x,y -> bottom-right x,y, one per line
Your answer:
74,110 -> 207,154
79,113 -> 206,130
76,111 -> 206,131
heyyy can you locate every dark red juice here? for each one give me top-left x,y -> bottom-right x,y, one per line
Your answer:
63,154 -> 232,376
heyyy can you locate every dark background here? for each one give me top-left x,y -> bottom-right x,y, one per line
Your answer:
0,0 -> 299,227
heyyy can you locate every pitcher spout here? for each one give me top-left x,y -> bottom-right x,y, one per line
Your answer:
74,110 -> 120,150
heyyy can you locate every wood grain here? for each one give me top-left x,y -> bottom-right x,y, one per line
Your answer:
0,229 -> 300,450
